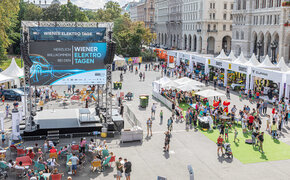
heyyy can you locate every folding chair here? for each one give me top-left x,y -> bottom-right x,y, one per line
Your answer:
91,160 -> 101,172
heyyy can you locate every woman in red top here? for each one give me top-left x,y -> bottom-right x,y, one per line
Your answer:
217,135 -> 224,156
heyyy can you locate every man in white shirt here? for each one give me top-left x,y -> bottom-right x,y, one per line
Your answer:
15,161 -> 25,170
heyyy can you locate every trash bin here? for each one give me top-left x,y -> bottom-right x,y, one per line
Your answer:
114,82 -> 118,90
101,127 -> 107,138
140,94 -> 149,107
118,82 -> 122,89
139,96 -> 147,108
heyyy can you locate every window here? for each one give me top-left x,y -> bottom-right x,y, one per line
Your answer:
213,13 -> 215,20
262,0 -> 266,8
223,13 -> 227,20
213,3 -> 215,9
255,0 -> 259,9
241,31 -> 244,40
210,3 -> 212,9
243,0 -> 246,9
230,14 -> 233,20
213,24 -> 216,30
237,0 -> 241,10
224,3 -> 227,9
236,31 -> 239,39
210,13 -> 212,19
223,25 -> 226,31
208,24 -> 211,30
231,4 -> 234,9
230,25 -> 232,31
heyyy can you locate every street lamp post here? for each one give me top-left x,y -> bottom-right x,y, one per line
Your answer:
270,41 -> 278,63
256,41 -> 263,62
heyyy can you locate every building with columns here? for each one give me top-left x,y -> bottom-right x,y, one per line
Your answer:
29,0 -> 61,8
232,0 -> 290,63
155,0 -> 233,54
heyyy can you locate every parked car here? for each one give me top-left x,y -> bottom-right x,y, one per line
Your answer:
0,89 -> 23,101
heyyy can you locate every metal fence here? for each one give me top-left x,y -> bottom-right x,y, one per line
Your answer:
124,104 -> 142,128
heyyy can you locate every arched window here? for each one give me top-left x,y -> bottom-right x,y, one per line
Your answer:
236,31 -> 240,39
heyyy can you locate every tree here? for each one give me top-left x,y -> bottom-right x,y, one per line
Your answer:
113,15 -> 156,57
0,0 -> 20,50
43,4 -> 62,21
60,2 -> 88,22
23,3 -> 43,21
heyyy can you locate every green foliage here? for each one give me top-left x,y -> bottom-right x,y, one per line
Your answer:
23,3 -> 43,21
113,16 -> 156,57
85,1 -> 121,22
141,49 -> 157,62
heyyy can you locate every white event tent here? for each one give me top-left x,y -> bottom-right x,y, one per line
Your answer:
216,49 -> 231,61
257,55 -> 279,70
152,76 -> 171,92
234,52 -> 248,64
277,57 -> 290,72
177,84 -> 201,91
113,55 -> 126,68
245,54 -> 260,67
1,58 -> 24,87
228,51 -> 237,61
195,89 -> 225,98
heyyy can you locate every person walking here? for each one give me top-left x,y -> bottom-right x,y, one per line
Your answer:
160,110 -> 163,124
262,100 -> 268,114
124,158 -> 132,180
116,157 -> 123,180
143,72 -> 145,81
257,132 -> 264,153
167,117 -> 173,132
217,135 -> 224,156
163,131 -> 171,152
151,103 -> 156,118
146,118 -> 152,136
226,87 -> 230,99
139,72 -> 142,81
1,95 -> 4,106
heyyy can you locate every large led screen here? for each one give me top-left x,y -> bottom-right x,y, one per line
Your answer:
29,42 -> 107,85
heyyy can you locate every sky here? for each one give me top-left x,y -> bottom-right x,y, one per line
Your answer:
29,0 -> 135,9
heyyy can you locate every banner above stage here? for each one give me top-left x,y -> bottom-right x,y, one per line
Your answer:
29,27 -> 106,41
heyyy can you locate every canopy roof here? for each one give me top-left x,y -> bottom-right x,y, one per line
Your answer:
114,55 -> 125,62
195,89 -> 225,98
162,81 -> 181,89
154,76 -> 171,85
0,73 -> 15,84
228,51 -> 237,61
216,49 -> 230,60
177,84 -> 201,91
174,77 -> 205,87
257,55 -> 279,69
1,58 -> 24,78
234,52 -> 248,64
245,54 -> 260,66
277,57 -> 290,72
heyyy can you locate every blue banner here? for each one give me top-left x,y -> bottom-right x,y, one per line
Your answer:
29,27 -> 106,41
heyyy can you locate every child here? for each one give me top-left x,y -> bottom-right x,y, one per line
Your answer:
234,129 -> 239,142
225,126 -> 229,141
5,104 -> 9,118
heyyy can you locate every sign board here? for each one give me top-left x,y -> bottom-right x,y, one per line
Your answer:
191,55 -> 206,64
29,41 -> 107,85
230,63 -> 248,74
29,27 -> 106,41
251,67 -> 283,82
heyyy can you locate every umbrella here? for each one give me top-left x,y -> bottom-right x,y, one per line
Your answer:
213,101 -> 220,107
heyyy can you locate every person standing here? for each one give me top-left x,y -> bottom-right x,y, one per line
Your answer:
160,110 -> 163,124
226,87 -> 230,99
80,138 -> 86,153
146,118 -> 152,136
5,104 -> 9,118
167,117 -> 173,132
67,85 -> 71,93
124,158 -> 131,180
143,72 -> 145,81
151,103 -> 156,118
257,132 -> 264,153
72,85 -> 75,94
116,157 -> 123,180
1,95 -> 4,105
139,72 -> 142,81
262,100 -> 268,114
217,135 -> 224,156
69,154 -> 79,175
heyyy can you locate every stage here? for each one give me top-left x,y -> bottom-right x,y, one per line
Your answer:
22,108 -> 103,136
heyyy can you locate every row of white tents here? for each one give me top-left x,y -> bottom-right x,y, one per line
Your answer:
0,58 -> 24,87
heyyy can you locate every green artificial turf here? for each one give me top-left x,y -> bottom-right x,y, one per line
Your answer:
179,102 -> 191,111
200,125 -> 290,164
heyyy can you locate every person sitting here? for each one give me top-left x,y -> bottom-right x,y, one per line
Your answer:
15,161 -> 25,170
38,171 -> 46,180
48,157 -> 59,169
8,159 -> 14,168
59,146 -> 68,155
27,169 -> 35,179
27,149 -> 35,159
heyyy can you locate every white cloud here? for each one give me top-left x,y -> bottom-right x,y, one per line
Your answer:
39,0 -> 133,9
